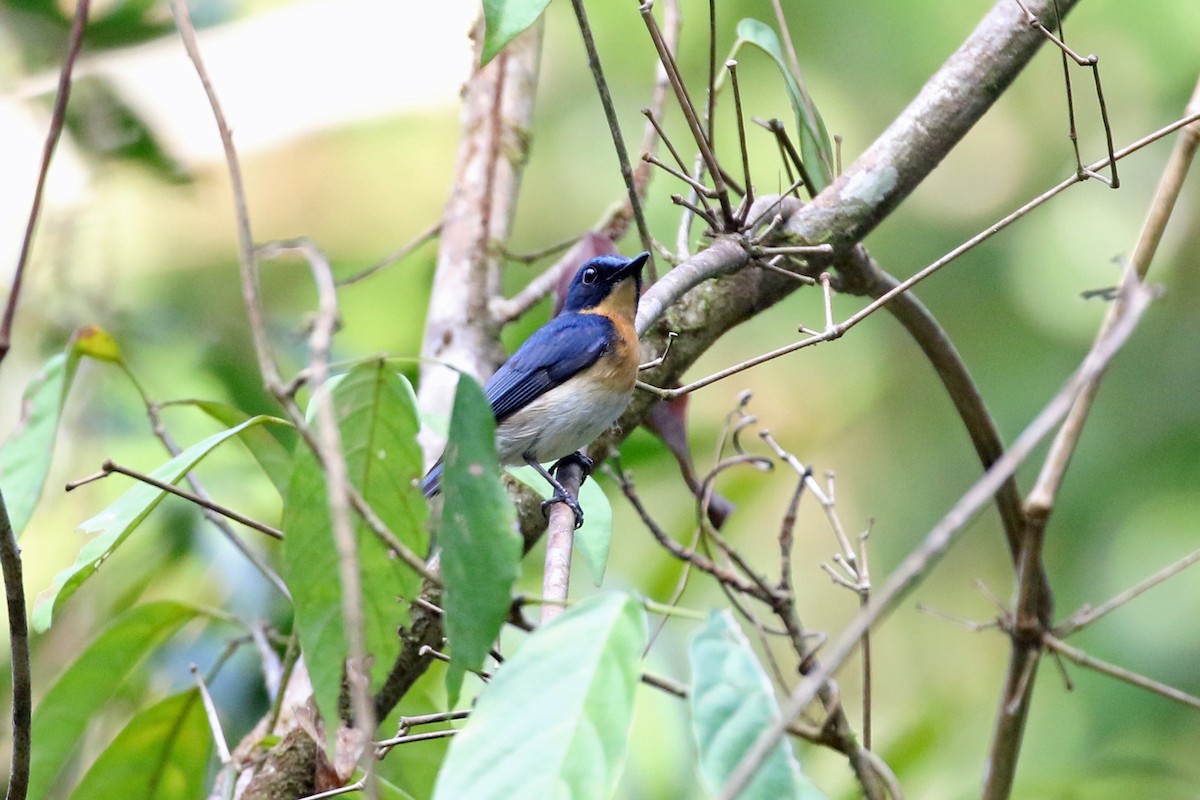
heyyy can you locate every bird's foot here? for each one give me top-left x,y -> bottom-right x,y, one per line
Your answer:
551,451 -> 594,484
541,491 -> 585,530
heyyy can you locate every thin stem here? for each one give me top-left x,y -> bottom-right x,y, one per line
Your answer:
1056,545 -> 1200,638
337,221 -> 441,287
1,490 -> 31,800
191,664 -> 232,764
1,0 -> 90,365
726,61 -> 754,218
84,459 -> 284,540
1043,634 -> 1200,710
718,279 -> 1154,799
569,0 -> 654,260
639,2 -> 736,228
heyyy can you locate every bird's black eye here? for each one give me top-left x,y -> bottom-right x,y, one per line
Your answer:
582,267 -> 598,285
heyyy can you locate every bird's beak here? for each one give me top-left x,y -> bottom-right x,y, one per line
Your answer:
617,251 -> 651,281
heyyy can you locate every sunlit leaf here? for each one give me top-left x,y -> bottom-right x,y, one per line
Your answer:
29,601 -> 207,799
432,592 -> 646,800
440,374 -> 522,706
33,415 -> 285,631
481,0 -> 551,66
282,362 -> 428,727
70,690 -> 212,800
733,19 -> 834,192
73,324 -> 124,362
510,464 -> 613,585
689,611 -> 826,800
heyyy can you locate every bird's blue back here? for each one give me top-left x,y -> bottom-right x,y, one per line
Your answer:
484,312 -> 615,421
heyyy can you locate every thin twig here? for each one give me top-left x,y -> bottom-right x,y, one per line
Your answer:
640,108 -> 1200,401
639,2 -> 736,228
1042,634 -> 1200,710
1,0 -> 90,365
726,61 -> 754,218
718,277 -> 1155,799
569,0 -> 654,260
190,664 -> 232,764
337,221 -> 441,287
0,490 -> 31,800
263,240 -> 376,751
75,459 -> 285,540
374,729 -> 458,749
1013,0 -> 1118,187
1056,546 -> 1200,638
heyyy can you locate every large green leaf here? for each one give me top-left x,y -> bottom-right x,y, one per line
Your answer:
33,414 -> 285,632
481,0 -> 551,66
0,326 -> 120,537
733,19 -> 834,192
689,611 -> 826,800
70,690 -> 212,800
440,374 -> 523,706
29,601 -> 206,799
510,464 -> 613,585
432,591 -> 647,800
282,362 -> 428,727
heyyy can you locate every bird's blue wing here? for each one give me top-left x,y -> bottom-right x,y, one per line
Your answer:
485,313 -> 615,422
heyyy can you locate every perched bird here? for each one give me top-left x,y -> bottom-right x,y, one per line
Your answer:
422,251 -> 650,528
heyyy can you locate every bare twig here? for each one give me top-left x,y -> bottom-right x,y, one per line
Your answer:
374,729 -> 458,749
190,664 -> 232,765
983,74 -> 1200,799
135,397 -> 292,598
0,491 -> 31,800
719,275 -> 1154,799
568,0 -> 654,264
1013,0 -> 1118,187
726,61 -> 754,217
1056,546 -> 1200,638
262,241 -> 375,751
337,221 -> 441,287
639,2 -> 735,228
70,459 -> 285,540
1,0 -> 90,366
1042,634 -> 1200,710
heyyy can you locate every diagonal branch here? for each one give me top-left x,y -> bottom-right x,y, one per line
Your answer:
718,274 -> 1155,800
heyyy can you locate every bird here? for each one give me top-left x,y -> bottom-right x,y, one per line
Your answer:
422,251 -> 650,528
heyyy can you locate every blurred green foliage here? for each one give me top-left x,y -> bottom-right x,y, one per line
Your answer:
1,0 -> 1198,797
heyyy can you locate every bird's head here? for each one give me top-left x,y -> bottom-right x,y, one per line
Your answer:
562,252 -> 650,318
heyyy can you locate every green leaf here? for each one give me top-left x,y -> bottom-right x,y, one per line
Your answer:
70,690 -> 213,800
180,399 -> 294,496
0,324 -> 123,537
32,415 -> 284,632
689,611 -> 826,800
29,601 -> 206,800
0,352 -> 77,537
510,464 -> 613,585
432,591 -> 647,800
440,375 -> 523,706
282,362 -> 428,727
733,19 -> 833,192
481,0 -> 551,66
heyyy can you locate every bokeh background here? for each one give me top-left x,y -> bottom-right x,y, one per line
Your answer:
2,0 -> 1198,797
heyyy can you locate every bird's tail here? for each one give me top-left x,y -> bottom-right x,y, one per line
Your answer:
421,462 -> 443,498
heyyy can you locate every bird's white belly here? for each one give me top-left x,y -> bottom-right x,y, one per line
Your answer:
494,377 -> 632,465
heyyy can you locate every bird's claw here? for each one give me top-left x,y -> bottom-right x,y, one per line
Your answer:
551,451 -> 594,483
541,493 -> 585,530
